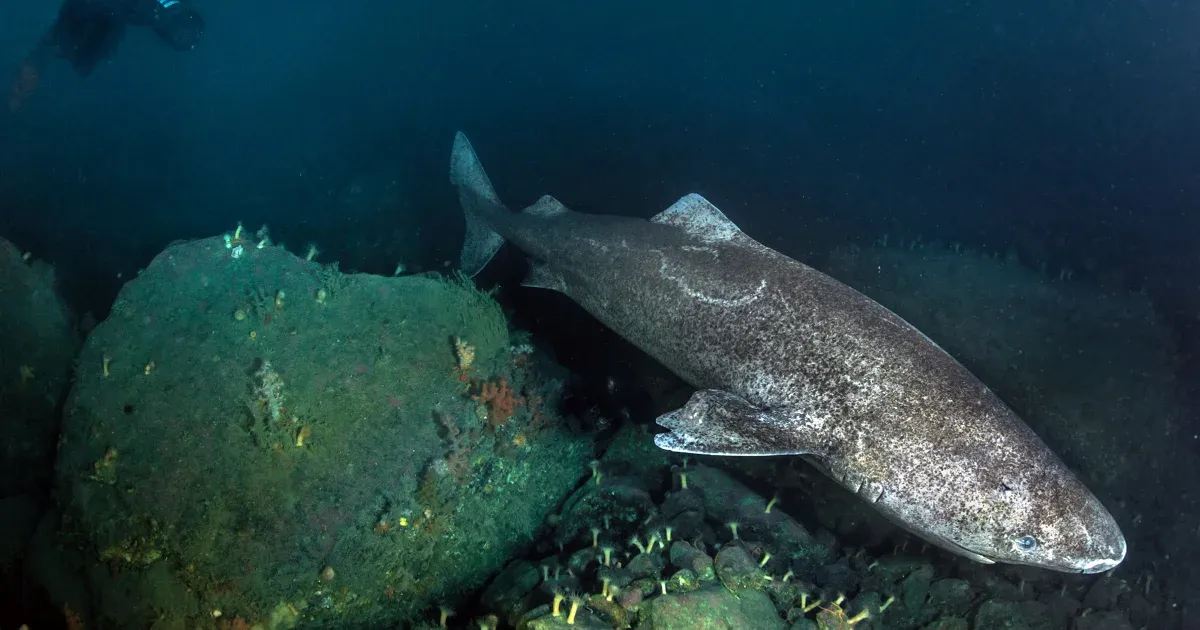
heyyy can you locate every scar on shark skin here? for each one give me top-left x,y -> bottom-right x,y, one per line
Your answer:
653,249 -> 768,308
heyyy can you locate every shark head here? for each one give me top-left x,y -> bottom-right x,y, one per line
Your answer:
882,435 -> 1127,574
654,389 -> 1127,574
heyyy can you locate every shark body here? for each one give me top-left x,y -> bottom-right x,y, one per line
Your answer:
449,132 -> 1125,573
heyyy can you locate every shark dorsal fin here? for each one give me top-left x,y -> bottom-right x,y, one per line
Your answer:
522,195 -> 571,218
650,193 -> 743,244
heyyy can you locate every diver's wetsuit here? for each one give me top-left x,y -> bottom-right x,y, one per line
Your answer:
9,0 -> 203,110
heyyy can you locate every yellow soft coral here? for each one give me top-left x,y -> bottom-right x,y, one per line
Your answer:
454,337 -> 475,370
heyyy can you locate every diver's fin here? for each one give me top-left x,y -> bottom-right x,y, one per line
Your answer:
653,390 -> 822,456
450,132 -> 507,277
650,193 -> 745,245
522,195 -> 571,218
521,260 -> 568,293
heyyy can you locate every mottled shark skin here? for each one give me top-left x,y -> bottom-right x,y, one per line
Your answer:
448,132 -> 1126,574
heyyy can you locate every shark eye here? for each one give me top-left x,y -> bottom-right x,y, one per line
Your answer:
1015,535 -> 1038,551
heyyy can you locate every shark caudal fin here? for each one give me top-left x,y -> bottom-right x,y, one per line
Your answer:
450,132 -> 507,277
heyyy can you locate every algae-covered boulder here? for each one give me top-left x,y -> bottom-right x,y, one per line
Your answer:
54,235 -> 590,628
637,585 -> 784,630
0,236 -> 79,497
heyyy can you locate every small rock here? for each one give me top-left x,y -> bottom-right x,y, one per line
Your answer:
618,586 -> 644,610
848,591 -> 882,620
1072,610 -> 1135,630
638,585 -> 784,630
920,618 -> 968,630
789,618 -> 818,630
626,552 -> 667,580
815,560 -> 859,596
631,578 -> 659,597
667,509 -> 707,541
524,604 -> 610,630
1082,578 -> 1130,611
587,594 -> 635,628
481,560 -> 541,625
1038,591 -> 1083,626
763,578 -> 802,612
667,569 -> 700,593
661,490 -> 705,520
567,547 -> 597,574
715,545 -> 767,591
973,599 -> 1055,630
869,554 -> 928,584
668,540 -> 714,579
900,564 -> 935,609
927,578 -> 972,618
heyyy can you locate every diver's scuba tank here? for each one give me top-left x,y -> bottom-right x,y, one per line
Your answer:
151,0 -> 204,51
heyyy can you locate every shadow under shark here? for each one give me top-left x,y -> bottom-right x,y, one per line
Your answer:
449,132 -> 1126,574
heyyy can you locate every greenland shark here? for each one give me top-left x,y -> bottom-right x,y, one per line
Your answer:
448,132 -> 1126,574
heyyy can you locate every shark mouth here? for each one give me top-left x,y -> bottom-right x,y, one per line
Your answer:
923,532 -> 997,565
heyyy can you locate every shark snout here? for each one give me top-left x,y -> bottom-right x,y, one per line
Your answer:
1080,532 -> 1126,574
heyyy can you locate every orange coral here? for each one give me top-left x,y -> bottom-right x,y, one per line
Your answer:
472,378 -> 522,426
218,617 -> 252,630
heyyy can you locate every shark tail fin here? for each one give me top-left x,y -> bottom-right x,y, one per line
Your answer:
450,132 -> 507,277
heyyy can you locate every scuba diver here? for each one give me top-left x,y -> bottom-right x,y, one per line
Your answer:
9,0 -> 204,111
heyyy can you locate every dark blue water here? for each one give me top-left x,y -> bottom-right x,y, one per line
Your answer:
2,1 -> 1194,316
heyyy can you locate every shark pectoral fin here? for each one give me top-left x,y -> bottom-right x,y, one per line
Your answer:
653,389 -> 820,456
521,261 -> 568,293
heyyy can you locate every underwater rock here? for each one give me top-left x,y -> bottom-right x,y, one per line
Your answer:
0,237 -> 79,498
685,464 -> 833,571
523,602 -> 610,630
660,487 -> 707,542
847,591 -> 883,619
553,464 -> 658,552
1038,590 -> 1084,626
594,562 -> 635,594
667,540 -> 714,580
53,236 -> 591,628
714,544 -> 767,591
666,568 -> 699,593
762,577 -> 803,614
899,563 -> 935,605
973,599 -> 1056,630
481,560 -> 541,627
920,618 -> 968,630
565,545 -> 597,575
926,578 -> 973,618
1081,576 -> 1129,611
625,551 -> 667,581
895,563 -> 938,626
617,585 -> 644,610
1071,610 -> 1136,630
814,558 -> 859,597
26,509 -> 91,625
867,553 -> 928,584
788,618 -> 818,630
637,585 -> 784,630
597,423 -> 671,484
